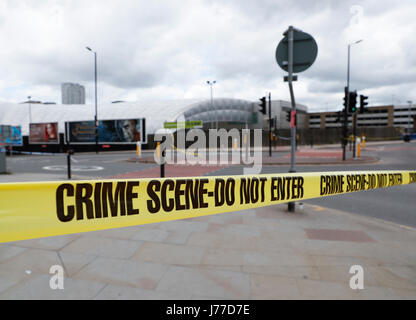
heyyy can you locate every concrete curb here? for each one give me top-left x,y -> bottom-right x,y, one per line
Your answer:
127,156 -> 380,166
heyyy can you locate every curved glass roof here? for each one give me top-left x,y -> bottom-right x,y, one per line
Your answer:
180,98 -> 254,123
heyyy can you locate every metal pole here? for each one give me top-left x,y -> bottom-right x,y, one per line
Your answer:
28,96 -> 32,124
287,26 -> 296,212
94,51 -> 98,154
408,101 -> 412,133
245,122 -> 248,163
160,157 -> 165,177
160,138 -> 166,178
343,45 -> 351,161
268,92 -> 272,157
346,40 -> 362,159
288,27 -> 296,173
214,84 -> 218,130
67,149 -> 72,180
347,45 -> 351,96
65,123 -> 71,180
342,98 -> 348,160
211,84 -> 213,130
353,112 -> 357,158
207,81 -> 216,130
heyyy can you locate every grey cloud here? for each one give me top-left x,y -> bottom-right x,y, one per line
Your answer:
0,0 -> 415,108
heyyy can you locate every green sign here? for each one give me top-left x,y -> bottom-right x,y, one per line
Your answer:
164,120 -> 203,129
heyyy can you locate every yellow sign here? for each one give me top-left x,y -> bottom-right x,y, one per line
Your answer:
0,170 -> 415,243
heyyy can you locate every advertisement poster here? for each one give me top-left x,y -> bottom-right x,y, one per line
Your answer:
0,125 -> 23,146
66,121 -> 95,143
29,122 -> 59,144
67,119 -> 145,144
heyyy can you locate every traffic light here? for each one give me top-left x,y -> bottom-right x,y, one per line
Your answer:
286,111 -> 291,122
360,95 -> 368,114
348,91 -> 357,113
343,87 -> 348,110
259,97 -> 266,115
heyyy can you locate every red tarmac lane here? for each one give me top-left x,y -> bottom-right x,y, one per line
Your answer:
108,164 -> 228,179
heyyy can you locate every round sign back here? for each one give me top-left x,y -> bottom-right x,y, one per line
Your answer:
276,30 -> 318,73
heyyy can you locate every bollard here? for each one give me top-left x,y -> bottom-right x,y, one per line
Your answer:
156,140 -> 166,178
156,142 -> 160,159
362,136 -> 366,150
243,131 -> 248,163
356,137 -> 361,158
66,149 -> 74,179
156,142 -> 164,177
136,141 -> 141,158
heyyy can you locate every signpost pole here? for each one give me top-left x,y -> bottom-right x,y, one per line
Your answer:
287,26 -> 296,213
275,25 -> 317,213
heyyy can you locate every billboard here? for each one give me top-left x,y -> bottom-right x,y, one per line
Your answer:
29,122 -> 60,144
66,119 -> 146,144
0,125 -> 23,146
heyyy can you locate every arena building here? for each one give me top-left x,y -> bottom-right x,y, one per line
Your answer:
0,98 -> 308,145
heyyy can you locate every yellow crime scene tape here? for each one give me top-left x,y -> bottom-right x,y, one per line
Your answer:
0,170 -> 415,243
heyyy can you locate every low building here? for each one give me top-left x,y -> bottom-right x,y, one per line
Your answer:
307,104 -> 415,130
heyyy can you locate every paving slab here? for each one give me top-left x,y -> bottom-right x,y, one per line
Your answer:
94,284 -> 192,300
156,265 -> 250,299
132,242 -> 206,266
60,237 -> 143,260
72,257 -> 168,290
250,274 -> 301,300
0,248 -> 62,275
0,274 -> 105,300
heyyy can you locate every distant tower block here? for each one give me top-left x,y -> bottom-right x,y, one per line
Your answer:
61,83 -> 86,104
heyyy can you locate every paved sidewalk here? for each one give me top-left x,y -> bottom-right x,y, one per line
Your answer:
0,203 -> 415,300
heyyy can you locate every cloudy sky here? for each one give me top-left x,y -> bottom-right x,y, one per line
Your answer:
0,0 -> 415,111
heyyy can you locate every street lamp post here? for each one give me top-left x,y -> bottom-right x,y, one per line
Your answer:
346,39 -> 362,159
207,80 -> 217,130
407,100 -> 413,133
28,95 -> 32,123
86,47 -> 98,154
